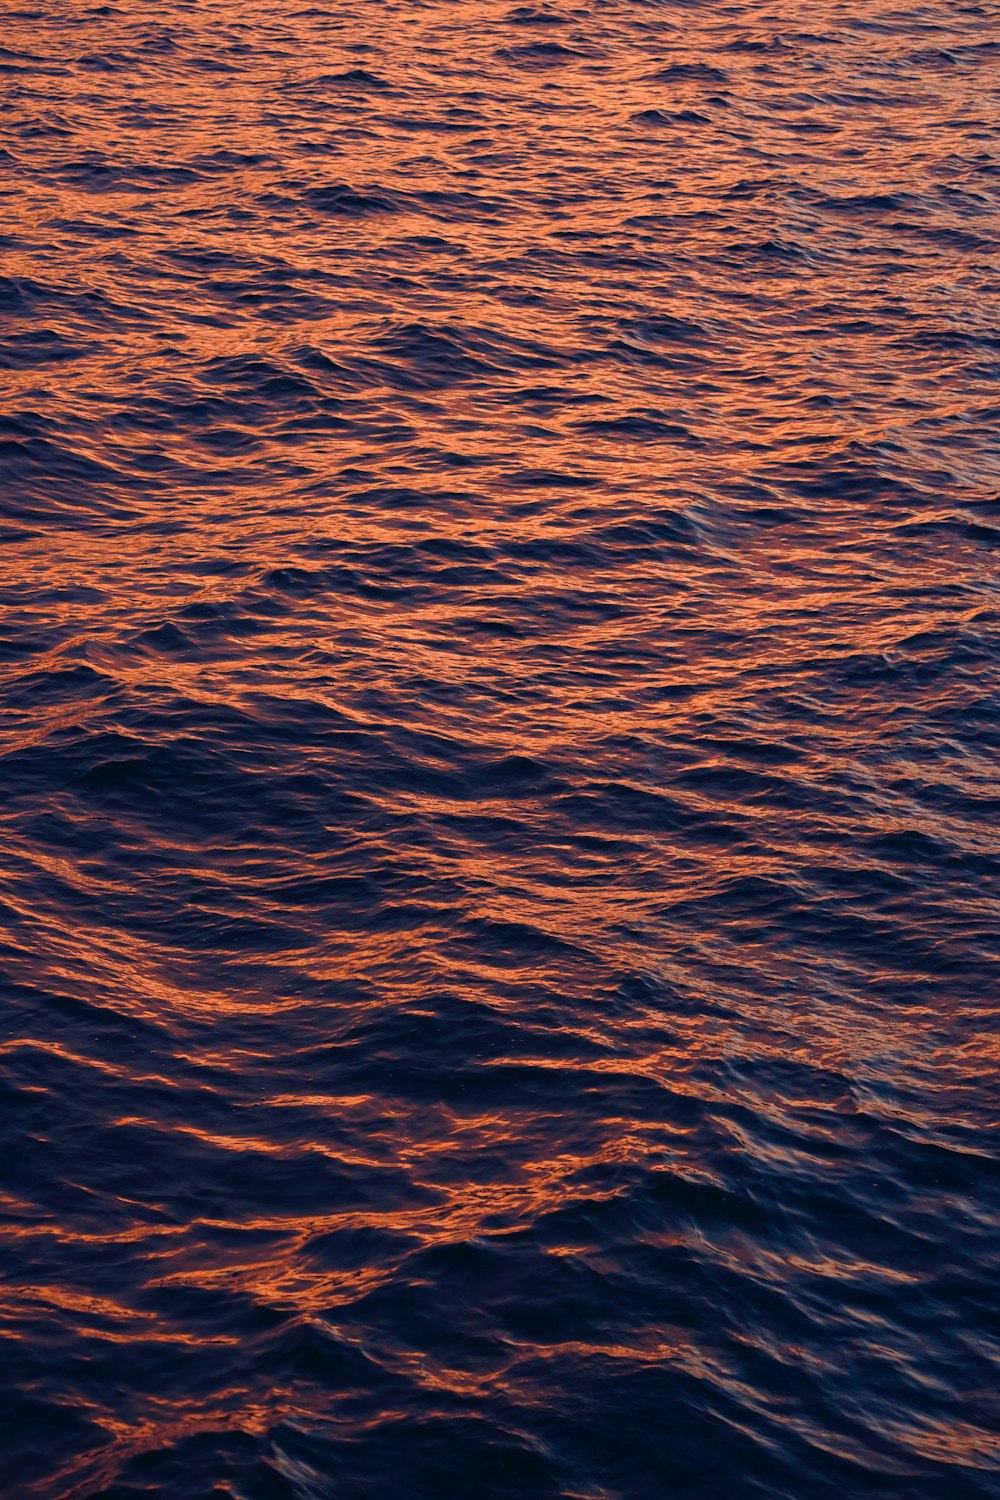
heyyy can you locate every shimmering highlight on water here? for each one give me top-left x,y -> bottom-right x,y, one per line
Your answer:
1,1 -> 999,1496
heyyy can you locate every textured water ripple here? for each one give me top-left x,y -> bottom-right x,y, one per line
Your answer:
1,0 -> 999,1496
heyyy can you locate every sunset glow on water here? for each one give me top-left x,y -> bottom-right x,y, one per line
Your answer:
1,1 -> 999,1496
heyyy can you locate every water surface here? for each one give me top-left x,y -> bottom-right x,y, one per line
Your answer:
2,1 -> 999,1496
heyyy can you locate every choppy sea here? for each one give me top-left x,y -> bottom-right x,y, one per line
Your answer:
2,1 -> 999,1495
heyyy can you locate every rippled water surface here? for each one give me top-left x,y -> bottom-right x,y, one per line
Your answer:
3,1 -> 1000,1495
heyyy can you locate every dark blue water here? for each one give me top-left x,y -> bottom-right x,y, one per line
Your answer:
2,0 -> 999,1495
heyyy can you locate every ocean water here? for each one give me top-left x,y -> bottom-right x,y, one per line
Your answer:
2,1 -> 999,1496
